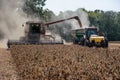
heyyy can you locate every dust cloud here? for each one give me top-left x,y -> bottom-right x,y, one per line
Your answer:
57,9 -> 90,30
48,9 -> 90,42
0,0 -> 28,48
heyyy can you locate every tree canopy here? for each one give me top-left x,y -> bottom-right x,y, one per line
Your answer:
23,0 -> 52,21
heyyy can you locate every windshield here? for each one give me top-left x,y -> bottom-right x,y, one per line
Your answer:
29,23 -> 41,33
86,29 -> 97,38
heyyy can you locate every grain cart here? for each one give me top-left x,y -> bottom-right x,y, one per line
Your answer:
7,16 -> 82,48
71,27 -> 108,47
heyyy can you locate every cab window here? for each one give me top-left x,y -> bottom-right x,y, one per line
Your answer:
29,23 -> 41,33
86,29 -> 97,38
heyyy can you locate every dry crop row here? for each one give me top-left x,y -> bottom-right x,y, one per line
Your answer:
11,45 -> 120,80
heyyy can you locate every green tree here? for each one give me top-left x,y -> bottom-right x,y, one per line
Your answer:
23,0 -> 51,20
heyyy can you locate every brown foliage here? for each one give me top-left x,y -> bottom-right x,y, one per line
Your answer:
11,45 -> 120,80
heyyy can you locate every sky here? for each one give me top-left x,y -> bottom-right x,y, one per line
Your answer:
45,0 -> 120,15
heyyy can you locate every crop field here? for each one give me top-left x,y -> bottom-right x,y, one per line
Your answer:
8,44 -> 120,80
0,43 -> 120,80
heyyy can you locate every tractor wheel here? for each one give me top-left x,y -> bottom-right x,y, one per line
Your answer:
87,40 -> 94,47
88,42 -> 93,47
85,40 -> 90,47
102,39 -> 108,48
104,39 -> 108,48
81,37 -> 85,46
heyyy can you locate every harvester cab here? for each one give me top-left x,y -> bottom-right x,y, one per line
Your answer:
72,27 -> 108,47
22,21 -> 45,43
7,16 -> 82,48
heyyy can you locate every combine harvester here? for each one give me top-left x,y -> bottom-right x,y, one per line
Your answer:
7,16 -> 82,48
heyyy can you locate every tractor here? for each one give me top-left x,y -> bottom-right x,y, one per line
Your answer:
71,27 -> 108,47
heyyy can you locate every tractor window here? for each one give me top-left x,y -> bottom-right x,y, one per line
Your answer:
29,23 -> 41,33
86,29 -> 97,38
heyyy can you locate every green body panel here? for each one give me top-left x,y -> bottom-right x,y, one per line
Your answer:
76,33 -> 84,41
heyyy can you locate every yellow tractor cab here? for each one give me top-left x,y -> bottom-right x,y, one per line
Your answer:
72,27 -> 108,47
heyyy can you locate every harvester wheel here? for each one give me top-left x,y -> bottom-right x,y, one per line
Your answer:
7,40 -> 11,48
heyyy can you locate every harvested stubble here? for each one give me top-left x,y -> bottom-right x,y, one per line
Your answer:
11,45 -> 120,80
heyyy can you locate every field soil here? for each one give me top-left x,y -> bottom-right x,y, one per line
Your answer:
0,43 -> 120,80
0,48 -> 18,80
109,43 -> 120,49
